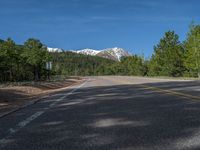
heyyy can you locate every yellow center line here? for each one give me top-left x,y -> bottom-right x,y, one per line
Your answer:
101,77 -> 200,101
139,85 -> 200,101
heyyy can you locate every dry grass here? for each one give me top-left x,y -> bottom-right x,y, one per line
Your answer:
0,78 -> 83,114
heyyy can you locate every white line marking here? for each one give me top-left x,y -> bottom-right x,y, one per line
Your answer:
48,80 -> 88,108
9,111 -> 44,134
0,79 -> 88,146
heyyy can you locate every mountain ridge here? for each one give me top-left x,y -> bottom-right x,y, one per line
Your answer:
47,47 -> 130,61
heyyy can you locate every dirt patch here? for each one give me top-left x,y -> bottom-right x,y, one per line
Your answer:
0,77 -> 84,116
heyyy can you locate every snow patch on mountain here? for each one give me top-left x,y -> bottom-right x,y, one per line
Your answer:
73,48 -> 100,56
72,47 -> 130,61
48,47 -> 130,61
47,47 -> 63,52
103,47 -> 130,61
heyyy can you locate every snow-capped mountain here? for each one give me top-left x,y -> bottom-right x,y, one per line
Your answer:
47,47 -> 63,52
73,49 -> 100,56
72,47 -> 130,61
48,47 -> 130,61
98,47 -> 130,61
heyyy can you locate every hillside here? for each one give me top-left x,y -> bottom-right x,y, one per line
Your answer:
71,47 -> 130,61
48,47 -> 130,61
50,51 -> 115,76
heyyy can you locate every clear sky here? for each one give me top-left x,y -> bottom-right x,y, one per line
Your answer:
0,0 -> 200,57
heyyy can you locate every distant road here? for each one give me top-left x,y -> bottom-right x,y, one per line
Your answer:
0,76 -> 200,150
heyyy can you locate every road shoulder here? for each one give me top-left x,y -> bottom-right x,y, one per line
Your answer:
0,78 -> 85,118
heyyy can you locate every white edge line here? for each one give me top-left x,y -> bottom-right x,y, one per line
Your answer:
0,79 -> 89,146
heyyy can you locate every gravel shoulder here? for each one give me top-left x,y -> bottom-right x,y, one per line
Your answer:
0,77 -> 84,117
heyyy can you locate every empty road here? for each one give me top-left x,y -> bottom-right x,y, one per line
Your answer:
0,76 -> 200,150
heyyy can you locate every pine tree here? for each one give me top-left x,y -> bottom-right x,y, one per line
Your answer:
0,38 -> 17,81
149,31 -> 184,77
184,24 -> 200,77
22,38 -> 50,80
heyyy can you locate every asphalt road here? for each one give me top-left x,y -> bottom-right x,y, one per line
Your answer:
0,76 -> 200,150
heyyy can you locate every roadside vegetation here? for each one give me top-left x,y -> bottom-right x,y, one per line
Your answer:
148,24 -> 200,78
0,24 -> 200,82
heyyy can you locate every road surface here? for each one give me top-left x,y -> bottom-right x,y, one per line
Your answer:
0,76 -> 200,150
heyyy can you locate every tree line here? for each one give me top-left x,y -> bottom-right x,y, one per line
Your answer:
50,51 -> 115,76
0,38 -> 50,81
0,24 -> 200,82
148,24 -> 200,78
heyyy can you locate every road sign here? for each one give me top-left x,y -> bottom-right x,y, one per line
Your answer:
46,61 -> 52,70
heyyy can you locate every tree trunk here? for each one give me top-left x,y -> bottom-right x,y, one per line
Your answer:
34,66 -> 39,81
9,66 -> 13,81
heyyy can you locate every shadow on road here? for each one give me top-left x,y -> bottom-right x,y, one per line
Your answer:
3,80 -> 200,150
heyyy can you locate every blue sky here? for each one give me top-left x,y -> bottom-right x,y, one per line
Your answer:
0,0 -> 200,57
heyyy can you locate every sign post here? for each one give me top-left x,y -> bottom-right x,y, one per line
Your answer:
46,62 -> 52,80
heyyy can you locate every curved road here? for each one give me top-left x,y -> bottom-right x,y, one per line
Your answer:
0,76 -> 200,150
